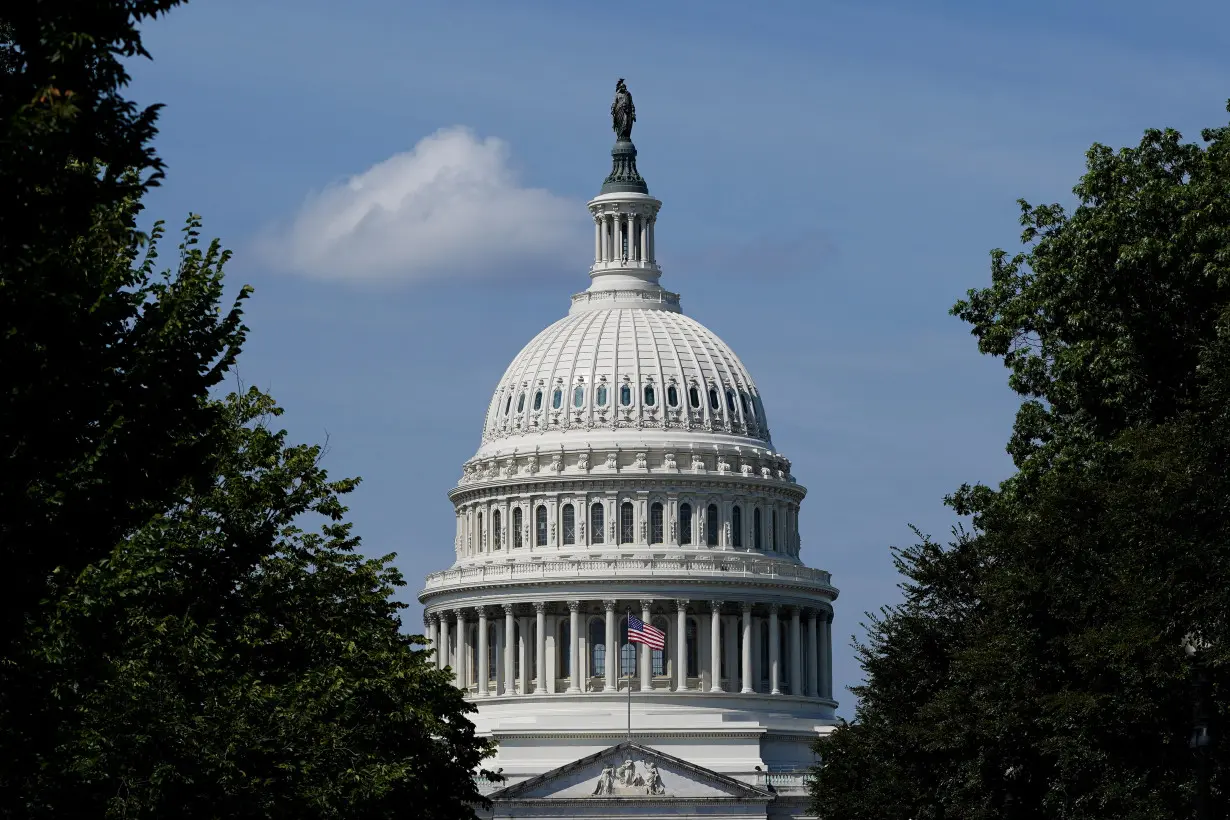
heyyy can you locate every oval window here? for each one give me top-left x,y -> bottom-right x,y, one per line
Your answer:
620,384 -> 632,406
573,385 -> 585,407
644,385 -> 656,406
726,390 -> 736,413
517,393 -> 525,412
533,390 -> 543,411
689,386 -> 700,408
667,385 -> 679,407
740,392 -> 750,416
597,384 -> 608,406
552,388 -> 562,409
708,388 -> 719,410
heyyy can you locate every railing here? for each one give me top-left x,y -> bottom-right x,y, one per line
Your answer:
422,556 -> 833,592
755,770 -> 814,793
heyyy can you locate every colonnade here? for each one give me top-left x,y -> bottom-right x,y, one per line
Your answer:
592,210 -> 655,266
424,599 -> 834,701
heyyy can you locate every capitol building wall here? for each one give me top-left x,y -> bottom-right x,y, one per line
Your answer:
418,85 -> 836,819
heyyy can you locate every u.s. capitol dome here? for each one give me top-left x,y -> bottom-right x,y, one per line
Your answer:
419,82 -> 837,820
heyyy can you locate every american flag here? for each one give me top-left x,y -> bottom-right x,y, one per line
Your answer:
627,614 -> 665,650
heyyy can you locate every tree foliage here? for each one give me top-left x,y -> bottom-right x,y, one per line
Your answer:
2,4 -> 496,817
810,105 -> 1230,820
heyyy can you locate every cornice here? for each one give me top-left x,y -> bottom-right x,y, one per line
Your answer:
448,473 -> 807,505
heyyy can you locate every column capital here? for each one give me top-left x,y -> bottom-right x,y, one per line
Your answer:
567,600 -> 582,613
674,598 -> 689,613
426,612 -> 440,625
709,600 -> 725,613
603,599 -> 617,612
502,603 -> 515,617
639,599 -> 654,611
825,611 -> 834,625
533,601 -> 547,614
741,601 -> 753,614
768,603 -> 781,615
476,605 -> 490,619
453,607 -> 467,620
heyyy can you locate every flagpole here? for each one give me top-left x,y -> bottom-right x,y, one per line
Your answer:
625,608 -> 632,740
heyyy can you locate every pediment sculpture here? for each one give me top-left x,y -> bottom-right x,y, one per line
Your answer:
591,758 -> 667,796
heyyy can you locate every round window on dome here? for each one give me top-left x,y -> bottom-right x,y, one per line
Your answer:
667,385 -> 679,407
644,385 -> 656,407
689,386 -> 700,408
597,384 -> 608,407
533,390 -> 543,411
517,393 -> 525,412
620,384 -> 632,406
552,388 -> 562,409
573,385 -> 585,408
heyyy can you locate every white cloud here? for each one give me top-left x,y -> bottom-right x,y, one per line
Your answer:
258,127 -> 586,283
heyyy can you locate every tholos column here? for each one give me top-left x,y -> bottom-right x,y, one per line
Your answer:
503,604 -> 515,696
593,216 -> 601,264
454,608 -> 468,691
427,614 -> 439,669
807,609 -> 820,697
790,607 -> 803,696
639,600 -> 653,691
624,213 -> 634,262
824,611 -> 834,699
709,602 -> 723,693
740,603 -> 754,693
567,601 -> 582,693
477,607 -> 489,697
534,602 -> 547,694
769,604 -> 781,695
438,612 -> 451,672
674,600 -> 689,692
604,600 -> 618,692
639,214 -> 649,262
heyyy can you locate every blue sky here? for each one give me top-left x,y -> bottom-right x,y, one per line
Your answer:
129,0 -> 1230,717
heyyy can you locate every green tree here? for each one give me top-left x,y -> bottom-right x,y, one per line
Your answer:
810,105 -> 1230,819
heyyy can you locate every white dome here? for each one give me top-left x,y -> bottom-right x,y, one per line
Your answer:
481,306 -> 771,449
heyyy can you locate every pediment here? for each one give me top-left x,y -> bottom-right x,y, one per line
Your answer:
491,742 -> 772,802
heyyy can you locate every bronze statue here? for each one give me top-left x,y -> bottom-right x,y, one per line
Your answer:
611,78 -> 635,141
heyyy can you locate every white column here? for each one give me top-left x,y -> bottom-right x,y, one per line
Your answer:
790,607 -> 803,696
503,604 -> 515,696
769,604 -> 781,695
824,611 -> 834,699
438,612 -> 451,672
517,616 -> 529,695
640,600 -> 653,691
454,608 -> 468,691
740,603 -> 753,693
593,216 -> 601,264
567,601 -> 581,693
722,615 -> 737,692
603,214 -> 612,262
709,602 -> 723,693
534,602 -> 547,694
604,600 -> 618,692
807,609 -> 820,698
648,216 -> 655,263
639,214 -> 648,261
675,600 -> 689,692
427,614 -> 439,668
477,607 -> 489,697
624,213 -> 634,262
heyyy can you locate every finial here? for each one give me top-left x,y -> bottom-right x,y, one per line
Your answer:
602,79 -> 647,194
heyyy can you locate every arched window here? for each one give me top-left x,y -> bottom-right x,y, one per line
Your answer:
517,393 -> 525,412
533,390 -> 543,411
513,507 -> 524,548
536,505 -> 548,546
652,616 -> 669,676
650,502 -> 664,544
591,503 -> 605,544
726,389 -> 736,413
686,617 -> 699,678
559,619 -> 571,680
753,508 -> 762,550
667,384 -> 679,407
771,509 -> 778,551
589,618 -> 605,677
740,392 -> 750,417
643,384 -> 656,406
709,387 -> 720,410
562,504 -> 576,545
620,384 -> 632,406
493,509 -> 502,549
477,512 -> 484,549
689,385 -> 701,408
504,395 -> 512,414
679,503 -> 693,545
552,388 -> 562,409
597,384 -> 608,407
573,385 -> 585,408
706,504 -> 718,546
732,505 -> 742,547
620,502 -> 635,544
